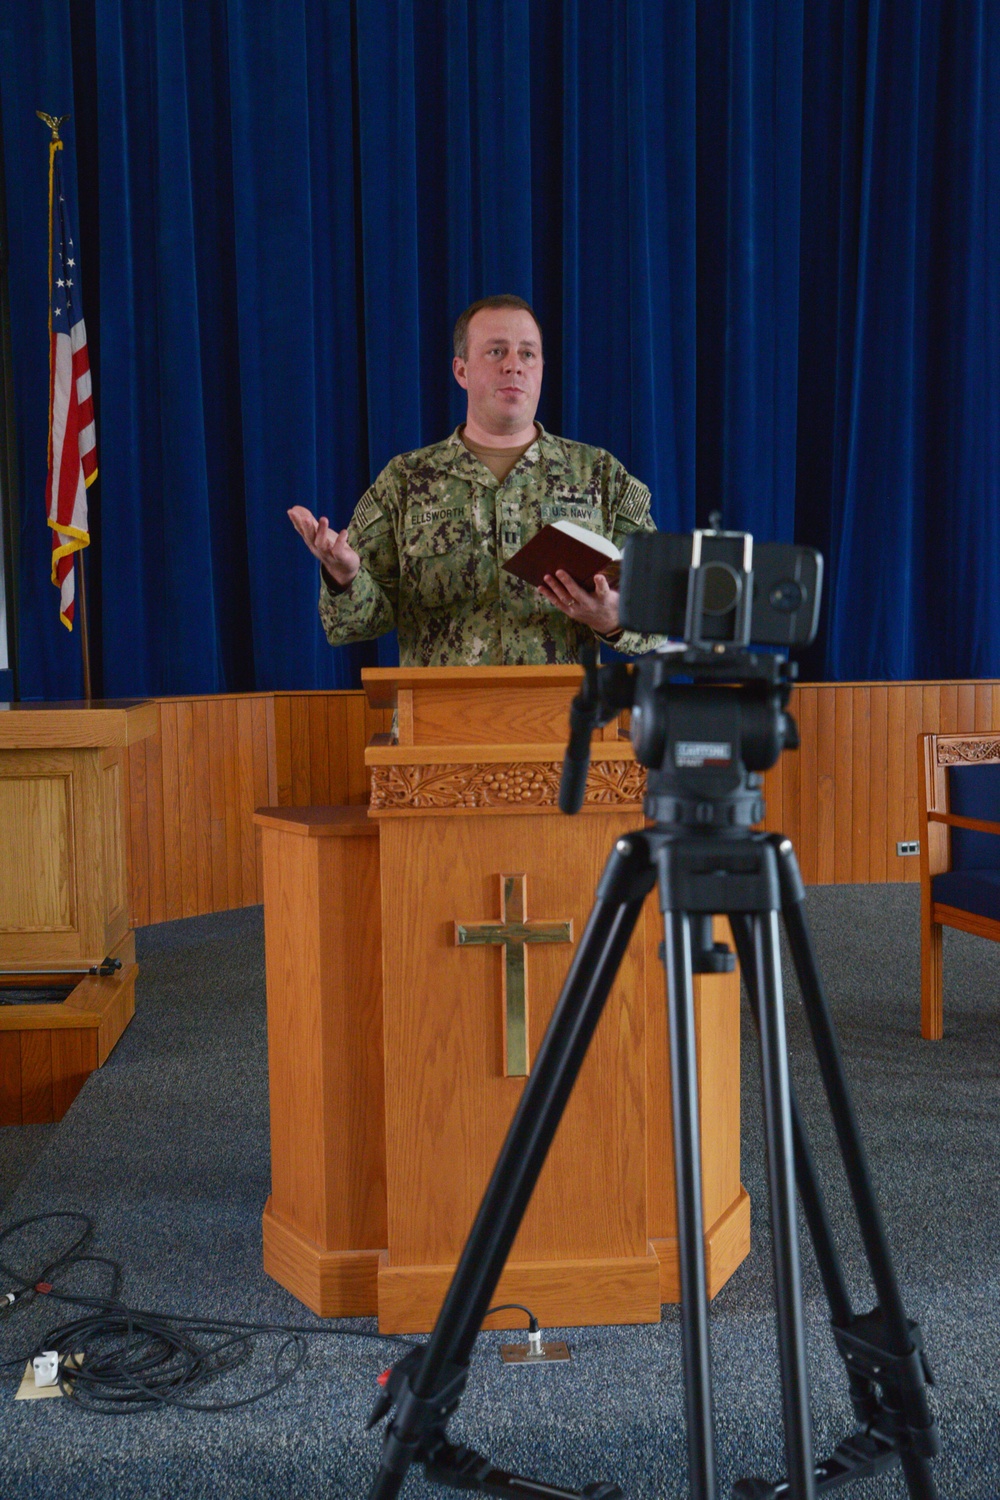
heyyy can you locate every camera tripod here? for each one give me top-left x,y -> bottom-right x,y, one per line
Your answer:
367,652 -> 939,1499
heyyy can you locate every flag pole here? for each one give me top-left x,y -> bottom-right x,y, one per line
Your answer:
37,110 -> 96,702
77,547 -> 92,700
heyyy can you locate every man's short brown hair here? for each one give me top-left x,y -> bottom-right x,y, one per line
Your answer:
452,295 -> 543,361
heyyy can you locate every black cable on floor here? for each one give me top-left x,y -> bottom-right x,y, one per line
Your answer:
0,1211 -> 418,1414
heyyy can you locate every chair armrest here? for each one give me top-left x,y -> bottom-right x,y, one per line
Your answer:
928,811 -> 1000,838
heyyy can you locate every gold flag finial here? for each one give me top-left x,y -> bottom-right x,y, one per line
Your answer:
36,112 -> 70,142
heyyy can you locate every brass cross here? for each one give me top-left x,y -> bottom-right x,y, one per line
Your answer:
455,874 -> 573,1078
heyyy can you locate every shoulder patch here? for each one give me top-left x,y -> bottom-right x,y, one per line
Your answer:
617,478 -> 651,525
354,486 -> 384,532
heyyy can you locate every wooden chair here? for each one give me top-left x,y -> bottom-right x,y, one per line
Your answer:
919,731 -> 1000,1038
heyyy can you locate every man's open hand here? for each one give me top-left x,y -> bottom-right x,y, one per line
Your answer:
538,569 -> 620,637
287,507 -> 361,588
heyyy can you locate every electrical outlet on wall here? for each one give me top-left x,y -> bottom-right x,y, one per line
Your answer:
896,841 -> 920,857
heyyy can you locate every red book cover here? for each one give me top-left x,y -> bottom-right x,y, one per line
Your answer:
502,520 -> 621,592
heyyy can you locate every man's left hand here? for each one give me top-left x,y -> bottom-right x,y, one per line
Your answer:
539,570 -> 620,637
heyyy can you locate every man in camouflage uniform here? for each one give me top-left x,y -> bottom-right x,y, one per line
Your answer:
288,295 -> 656,665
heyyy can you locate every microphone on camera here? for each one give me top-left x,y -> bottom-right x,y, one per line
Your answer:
559,649 -> 602,815
558,708 -> 594,815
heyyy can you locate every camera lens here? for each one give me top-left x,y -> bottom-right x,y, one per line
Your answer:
768,578 -> 804,614
701,561 -> 741,616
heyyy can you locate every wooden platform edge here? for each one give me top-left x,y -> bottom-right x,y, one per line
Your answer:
649,1185 -> 752,1304
0,962 -> 137,1125
376,1249 -> 663,1335
261,1198 -> 382,1318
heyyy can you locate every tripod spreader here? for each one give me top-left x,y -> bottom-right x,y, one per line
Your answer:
367,1347 -> 469,1492
368,1348 -> 624,1499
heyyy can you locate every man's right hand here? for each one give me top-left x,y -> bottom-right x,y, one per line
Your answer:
287,507 -> 361,588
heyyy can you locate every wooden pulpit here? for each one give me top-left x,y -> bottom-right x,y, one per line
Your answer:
259,666 -> 748,1333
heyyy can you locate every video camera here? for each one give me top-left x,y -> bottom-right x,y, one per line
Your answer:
618,517 -> 822,650
558,521 -> 823,823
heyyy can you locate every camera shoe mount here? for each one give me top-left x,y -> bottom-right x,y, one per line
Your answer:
367,646 -> 939,1500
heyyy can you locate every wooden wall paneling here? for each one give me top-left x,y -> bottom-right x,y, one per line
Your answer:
144,707 -> 167,923
833,687 -> 854,883
340,693 -> 359,804
290,697 -> 312,805
206,700 -> 229,913
263,696 -> 278,804
956,683 -> 976,733
326,695 -> 350,805
795,688 -> 818,883
172,702 -> 196,917
885,686 -> 907,882
868,686 -> 888,883
256,697 -> 275,896
975,683 -> 994,731
272,694 -> 292,806
0,1031 -> 21,1125
192,700 -> 214,914
939,683 -> 958,735
309,695 -> 331,805
158,703 -> 181,919
222,699 -> 243,910
984,687 -> 999,732
346,693 -> 368,803
237,698 -> 259,906
851,687 -> 870,885
920,682 -> 941,737
816,688 -> 836,883
906,687 -> 933,884
19,1030 -> 53,1123
284,696 -> 303,803
127,737 -> 150,929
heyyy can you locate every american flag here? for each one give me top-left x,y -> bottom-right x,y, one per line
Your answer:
46,137 -> 95,629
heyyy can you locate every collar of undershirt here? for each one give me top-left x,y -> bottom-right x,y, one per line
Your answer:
459,425 -> 539,484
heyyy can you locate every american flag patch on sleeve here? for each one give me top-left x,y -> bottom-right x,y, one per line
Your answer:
353,486 -> 383,532
617,478 -> 651,525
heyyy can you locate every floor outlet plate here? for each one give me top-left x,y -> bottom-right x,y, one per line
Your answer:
500,1340 -> 571,1366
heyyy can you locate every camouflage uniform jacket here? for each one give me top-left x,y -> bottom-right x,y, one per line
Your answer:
318,426 -> 656,665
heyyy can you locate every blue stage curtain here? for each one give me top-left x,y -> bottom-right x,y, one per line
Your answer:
803,0 -> 1000,680
0,1 -> 998,696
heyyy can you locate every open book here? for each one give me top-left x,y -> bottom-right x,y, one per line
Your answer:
502,520 -> 621,592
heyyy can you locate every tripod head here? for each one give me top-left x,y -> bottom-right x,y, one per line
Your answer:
559,645 -> 799,833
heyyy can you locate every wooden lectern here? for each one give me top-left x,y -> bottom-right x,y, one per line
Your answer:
259,666 -> 748,1333
0,700 -> 156,1124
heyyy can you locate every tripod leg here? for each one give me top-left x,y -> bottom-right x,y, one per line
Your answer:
368,834 -> 657,1500
660,907 -> 718,1500
729,915 -> 879,1424
745,909 -> 818,1500
770,838 -> 939,1495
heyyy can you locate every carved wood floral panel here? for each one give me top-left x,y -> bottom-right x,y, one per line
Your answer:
369,760 -> 646,812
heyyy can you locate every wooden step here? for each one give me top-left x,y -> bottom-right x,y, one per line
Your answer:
0,960 -> 137,1125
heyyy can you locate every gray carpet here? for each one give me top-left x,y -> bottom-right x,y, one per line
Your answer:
0,885 -> 997,1499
